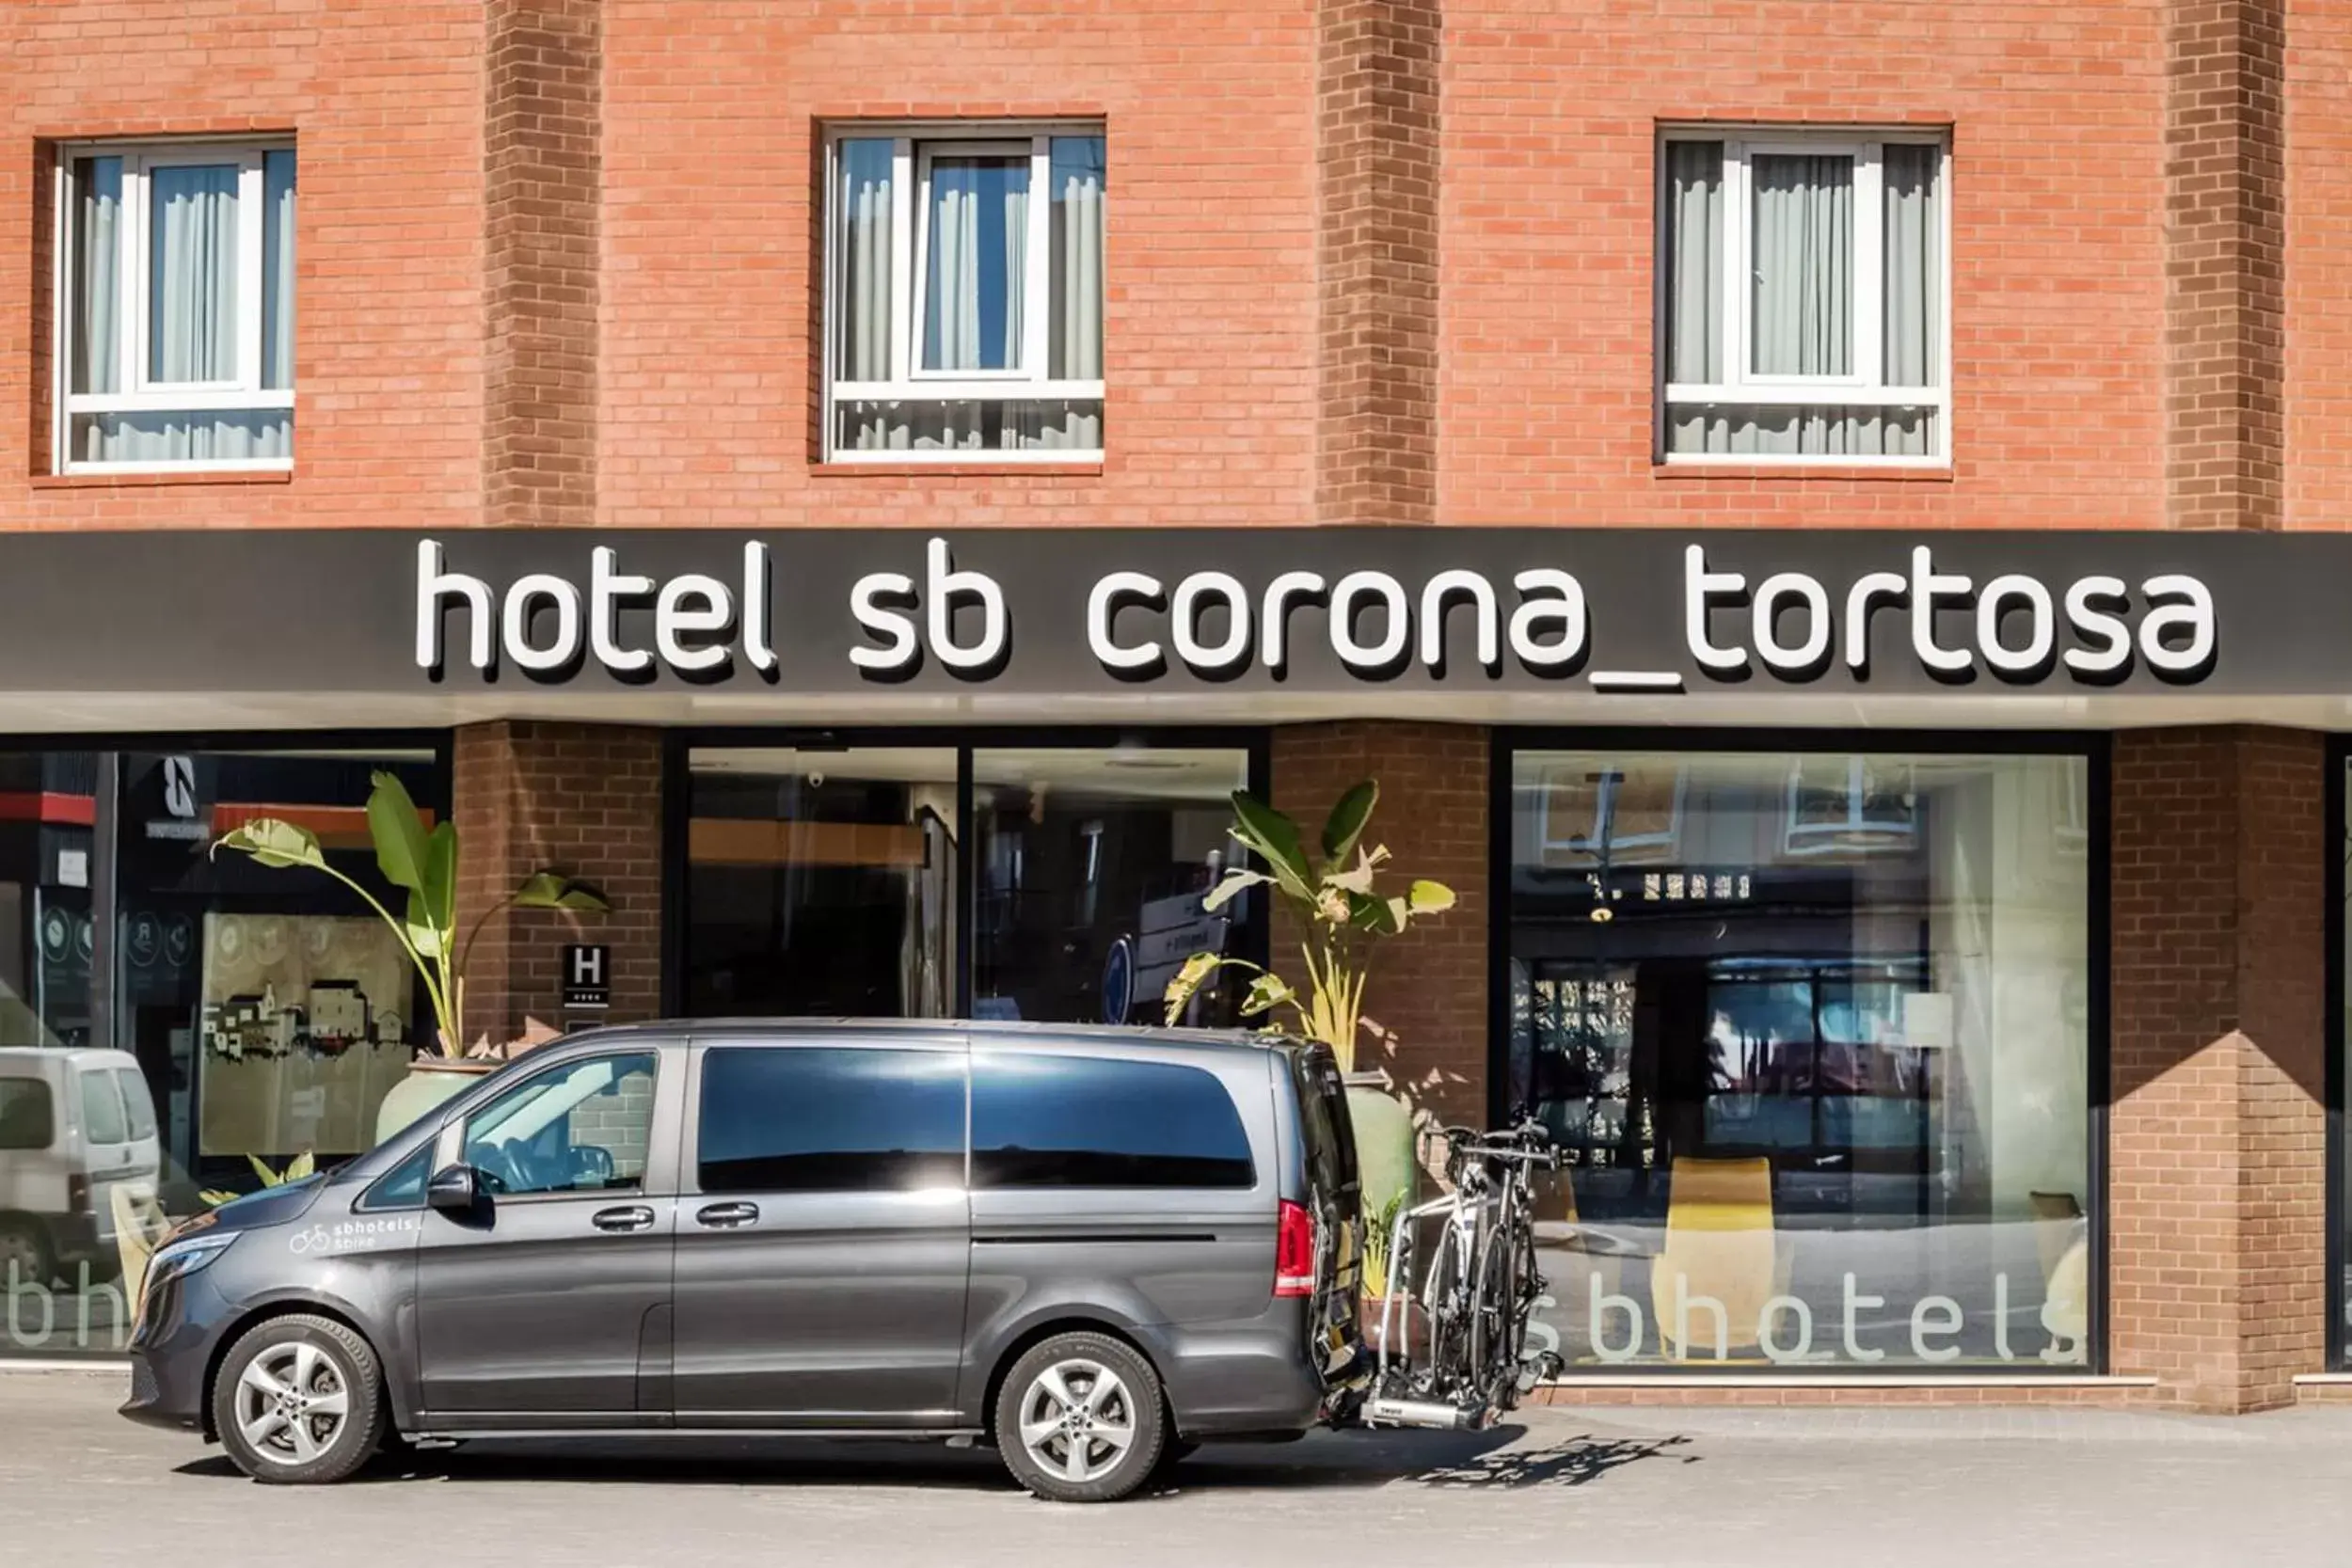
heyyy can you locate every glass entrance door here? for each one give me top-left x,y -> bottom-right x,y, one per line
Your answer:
682,748 -> 960,1018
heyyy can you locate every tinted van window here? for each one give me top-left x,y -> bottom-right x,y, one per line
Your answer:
699,1047 -> 965,1194
0,1081 -> 54,1150
972,1053 -> 1254,1190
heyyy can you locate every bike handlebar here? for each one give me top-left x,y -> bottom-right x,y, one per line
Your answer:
1436,1120 -> 1561,1170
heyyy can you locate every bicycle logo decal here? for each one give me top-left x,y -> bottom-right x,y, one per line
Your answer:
285,1216 -> 421,1257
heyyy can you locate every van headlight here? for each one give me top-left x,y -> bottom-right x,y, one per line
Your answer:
145,1231 -> 238,1292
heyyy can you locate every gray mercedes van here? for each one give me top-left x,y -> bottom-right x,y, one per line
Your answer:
120,1021 -> 1365,1502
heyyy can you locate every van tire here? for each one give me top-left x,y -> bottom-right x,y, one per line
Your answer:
212,1314 -> 387,1485
0,1217 -> 52,1288
993,1332 -> 1167,1503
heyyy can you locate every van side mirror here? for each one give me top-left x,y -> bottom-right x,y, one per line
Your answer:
426,1164 -> 481,1215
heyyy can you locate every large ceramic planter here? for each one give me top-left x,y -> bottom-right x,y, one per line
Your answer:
373,1058 -> 495,1146
1343,1070 -> 1418,1219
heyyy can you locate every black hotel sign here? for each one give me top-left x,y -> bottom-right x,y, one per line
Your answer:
562,944 -> 612,1011
0,527 -> 2343,698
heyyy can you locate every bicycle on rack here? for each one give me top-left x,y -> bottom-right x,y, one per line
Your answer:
1363,1116 -> 1563,1431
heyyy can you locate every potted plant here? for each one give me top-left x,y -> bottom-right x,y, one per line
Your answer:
214,770 -> 607,1143
1160,781 -> 1454,1226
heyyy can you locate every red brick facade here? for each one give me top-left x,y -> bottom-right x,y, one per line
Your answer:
452,721 -> 663,1045
2109,727 -> 2328,1410
1272,722 -> 1489,1128
2,0 -> 2348,1408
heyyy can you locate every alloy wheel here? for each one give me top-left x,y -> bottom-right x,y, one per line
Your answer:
233,1340 -> 351,1467
1016,1359 -> 1137,1485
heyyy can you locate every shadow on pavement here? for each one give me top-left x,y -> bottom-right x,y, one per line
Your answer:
173,1423 -> 1698,1497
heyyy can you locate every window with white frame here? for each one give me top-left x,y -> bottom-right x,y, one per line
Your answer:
56,141 -> 295,472
826,126 -> 1104,461
1659,130 -> 1947,465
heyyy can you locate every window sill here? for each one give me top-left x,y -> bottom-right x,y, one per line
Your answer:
1652,462 -> 1953,483
810,462 -> 1104,479
33,467 -> 294,489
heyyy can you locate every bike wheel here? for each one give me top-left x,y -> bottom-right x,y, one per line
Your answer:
1469,1214 -> 1521,1410
1422,1220 -> 1476,1400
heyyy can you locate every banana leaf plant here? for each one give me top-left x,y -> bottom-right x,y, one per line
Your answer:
200,1150 -> 315,1209
1161,781 -> 1454,1073
212,770 -> 606,1060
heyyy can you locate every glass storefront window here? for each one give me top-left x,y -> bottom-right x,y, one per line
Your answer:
0,751 -> 99,1052
972,748 -> 1253,1027
1506,746 -> 2093,1370
1,742 -> 439,1361
118,752 -> 438,1185
680,739 -> 1259,1029
683,748 -> 960,1018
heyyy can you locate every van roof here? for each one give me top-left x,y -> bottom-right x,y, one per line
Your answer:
552,1018 -> 1302,1056
0,1046 -> 141,1069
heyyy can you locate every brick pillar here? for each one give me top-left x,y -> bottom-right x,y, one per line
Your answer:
453,721 -> 662,1046
2108,726 -> 2326,1410
485,0 -> 601,529
2164,0 -> 2286,531
1316,0 -> 1440,525
1271,721 -> 1487,1127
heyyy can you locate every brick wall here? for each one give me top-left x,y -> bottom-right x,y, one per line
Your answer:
485,0 -> 601,530
0,0 -> 485,528
1317,0 -> 1441,525
453,721 -> 663,1046
2108,726 -> 2327,1411
1271,721 -> 1489,1127
597,0 -> 1318,530
2164,0 -> 2286,531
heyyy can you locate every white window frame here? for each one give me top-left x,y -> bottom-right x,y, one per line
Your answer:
1657,126 -> 1950,468
823,122 -> 1104,465
51,138 -> 295,475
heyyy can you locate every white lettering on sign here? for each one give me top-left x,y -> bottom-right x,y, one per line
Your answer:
413,536 -> 2219,690
1682,543 -> 2217,685
416,539 -> 777,679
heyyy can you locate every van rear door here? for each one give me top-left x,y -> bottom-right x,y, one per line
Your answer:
1283,1043 -> 1363,1377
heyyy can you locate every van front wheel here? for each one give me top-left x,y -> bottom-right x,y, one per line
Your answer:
994,1332 -> 1168,1503
213,1314 -> 386,1485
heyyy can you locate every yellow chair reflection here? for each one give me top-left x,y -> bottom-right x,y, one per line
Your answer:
2029,1190 -> 2090,1364
1653,1156 -> 1795,1362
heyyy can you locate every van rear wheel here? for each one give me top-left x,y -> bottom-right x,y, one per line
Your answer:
994,1332 -> 1167,1503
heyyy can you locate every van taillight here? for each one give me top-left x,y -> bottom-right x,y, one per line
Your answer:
68,1174 -> 89,1215
1275,1199 -> 1315,1298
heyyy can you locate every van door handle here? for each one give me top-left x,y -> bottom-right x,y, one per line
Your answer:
695,1202 -> 760,1229
592,1205 -> 656,1233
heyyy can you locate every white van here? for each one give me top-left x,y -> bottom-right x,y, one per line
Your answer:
0,1048 -> 163,1287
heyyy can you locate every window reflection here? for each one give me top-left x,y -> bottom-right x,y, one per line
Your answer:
972,748 -> 1253,1027
683,749 -> 958,1019
1509,749 -> 2092,1370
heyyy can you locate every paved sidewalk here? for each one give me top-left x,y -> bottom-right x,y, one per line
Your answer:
7,1367 -> 2352,1567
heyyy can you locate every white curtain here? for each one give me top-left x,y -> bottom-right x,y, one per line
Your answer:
1751,153 -> 1851,376
1883,143 -> 1941,388
262,150 -> 296,390
924,156 -> 1026,372
1665,144 -> 1938,459
842,141 -> 1103,454
71,157 -> 121,395
1663,140 -> 1721,386
150,164 -> 240,383
77,410 -> 291,465
836,140 -> 893,384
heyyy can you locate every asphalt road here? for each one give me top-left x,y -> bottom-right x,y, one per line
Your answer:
8,1368 -> 2352,1567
